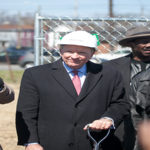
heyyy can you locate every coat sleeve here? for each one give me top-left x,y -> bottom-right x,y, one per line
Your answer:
0,84 -> 14,104
101,70 -> 130,128
16,69 -> 40,145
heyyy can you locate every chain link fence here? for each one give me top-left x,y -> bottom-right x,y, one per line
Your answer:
34,13 -> 150,65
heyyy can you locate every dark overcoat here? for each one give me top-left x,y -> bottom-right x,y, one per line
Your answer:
16,59 -> 129,150
104,54 -> 136,150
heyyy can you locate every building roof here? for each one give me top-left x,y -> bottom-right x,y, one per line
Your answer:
0,24 -> 34,32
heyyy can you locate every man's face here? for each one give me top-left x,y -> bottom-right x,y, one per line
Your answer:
132,37 -> 150,61
60,45 -> 94,69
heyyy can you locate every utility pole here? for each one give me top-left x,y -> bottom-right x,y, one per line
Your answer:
74,0 -> 78,17
139,1 -> 144,16
108,0 -> 114,51
37,5 -> 41,15
109,0 -> 114,17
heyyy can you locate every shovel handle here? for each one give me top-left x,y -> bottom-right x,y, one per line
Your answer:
87,125 -> 111,150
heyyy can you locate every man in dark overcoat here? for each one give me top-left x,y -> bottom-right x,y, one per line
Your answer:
105,26 -> 150,150
16,31 -> 129,150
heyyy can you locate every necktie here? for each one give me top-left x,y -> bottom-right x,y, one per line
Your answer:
72,70 -> 81,95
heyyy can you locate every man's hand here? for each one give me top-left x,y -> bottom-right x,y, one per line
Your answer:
83,118 -> 113,131
25,144 -> 44,150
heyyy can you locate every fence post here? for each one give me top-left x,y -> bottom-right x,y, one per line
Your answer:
34,13 -> 40,66
40,18 -> 44,65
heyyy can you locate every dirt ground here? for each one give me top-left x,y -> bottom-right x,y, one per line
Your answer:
0,83 -> 24,150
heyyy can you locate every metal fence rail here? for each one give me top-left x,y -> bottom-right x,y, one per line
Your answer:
34,13 -> 150,66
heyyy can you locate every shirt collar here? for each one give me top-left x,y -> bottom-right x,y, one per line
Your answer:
62,61 -> 87,74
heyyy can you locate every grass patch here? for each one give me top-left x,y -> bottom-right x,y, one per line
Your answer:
0,70 -> 24,83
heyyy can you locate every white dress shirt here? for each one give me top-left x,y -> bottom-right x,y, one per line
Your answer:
63,62 -> 87,87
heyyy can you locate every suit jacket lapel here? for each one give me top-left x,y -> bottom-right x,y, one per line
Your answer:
76,61 -> 103,103
50,60 -> 103,102
51,59 -> 77,99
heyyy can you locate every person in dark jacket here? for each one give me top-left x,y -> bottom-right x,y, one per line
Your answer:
104,26 -> 150,150
0,77 -> 15,150
0,77 -> 14,104
16,31 -> 129,150
130,68 -> 150,150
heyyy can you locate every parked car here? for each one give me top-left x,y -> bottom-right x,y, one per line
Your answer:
0,46 -> 33,64
18,49 -> 60,68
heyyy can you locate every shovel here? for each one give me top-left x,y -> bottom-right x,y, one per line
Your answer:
87,126 -> 111,150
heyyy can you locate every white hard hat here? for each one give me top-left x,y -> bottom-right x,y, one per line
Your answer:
58,31 -> 98,50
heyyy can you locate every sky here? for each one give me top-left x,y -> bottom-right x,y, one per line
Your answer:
0,0 -> 150,18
